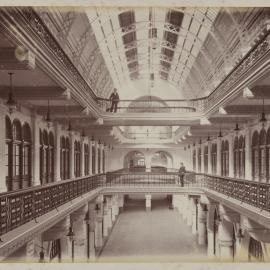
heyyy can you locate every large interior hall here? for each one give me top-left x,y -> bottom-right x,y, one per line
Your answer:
1,2 -> 270,265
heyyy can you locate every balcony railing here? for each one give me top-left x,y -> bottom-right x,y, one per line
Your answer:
97,98 -> 205,113
1,171 -> 270,239
195,173 -> 270,213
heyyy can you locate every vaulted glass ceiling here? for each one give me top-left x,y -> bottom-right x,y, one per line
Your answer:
87,7 -> 219,99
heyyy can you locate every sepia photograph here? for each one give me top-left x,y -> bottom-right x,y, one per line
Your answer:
0,0 -> 270,269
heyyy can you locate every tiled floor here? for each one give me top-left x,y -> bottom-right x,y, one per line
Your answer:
99,196 -> 207,262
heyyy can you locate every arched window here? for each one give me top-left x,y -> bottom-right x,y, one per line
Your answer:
5,116 -> 12,190
48,132 -> 54,182
238,135 -> 245,179
11,119 -> 22,190
65,138 -> 70,179
198,147 -> 201,172
266,128 -> 270,182
74,141 -> 81,178
252,131 -> 259,181
98,147 -> 101,174
103,149 -> 105,173
5,118 -> 32,191
221,140 -> 229,176
234,135 -> 245,179
211,143 -> 217,175
84,144 -> 89,175
60,136 -> 65,180
92,145 -> 96,174
40,130 -> 54,184
192,149 -> 196,171
22,123 -> 31,188
204,145 -> 208,173
248,237 -> 264,262
259,129 -> 267,182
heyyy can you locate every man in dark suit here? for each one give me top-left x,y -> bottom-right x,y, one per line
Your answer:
179,162 -> 186,187
109,88 -> 120,112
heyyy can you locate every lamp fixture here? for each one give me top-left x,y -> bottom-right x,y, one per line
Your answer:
66,226 -> 75,241
188,144 -> 190,149
207,134 -> 210,142
236,228 -> 244,239
98,139 -> 101,145
81,129 -> 86,138
234,123 -> 240,134
68,121 -> 72,135
6,72 -> 17,114
199,138 -> 202,144
218,129 -> 223,138
260,98 -> 267,128
45,100 -> 53,128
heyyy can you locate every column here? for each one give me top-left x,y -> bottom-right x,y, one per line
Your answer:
106,197 -> 113,228
31,112 -> 40,187
100,144 -> 103,174
206,203 -> 217,258
54,122 -> 61,181
102,202 -> 109,238
208,142 -> 212,174
73,219 -> 87,261
145,155 -> 151,172
198,203 -> 207,246
95,141 -> 98,174
218,219 -> 234,261
245,126 -> 252,180
187,197 -> 193,227
95,216 -> 103,248
228,134 -> 234,178
118,194 -> 124,212
195,145 -> 199,173
26,238 -> 40,262
81,137 -> 85,177
70,132 -> 75,179
217,138 -> 222,175
201,145 -> 205,173
182,195 -> 189,221
88,203 -> 96,261
89,138 -> 92,176
191,197 -> 198,234
145,194 -> 151,211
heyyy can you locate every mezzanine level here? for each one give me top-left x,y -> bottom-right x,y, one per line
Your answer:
1,170 -> 270,261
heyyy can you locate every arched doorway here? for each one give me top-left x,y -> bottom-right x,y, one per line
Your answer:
151,151 -> 173,172
124,151 -> 145,172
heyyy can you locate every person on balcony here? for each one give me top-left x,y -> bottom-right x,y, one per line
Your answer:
178,162 -> 186,187
109,88 -> 120,113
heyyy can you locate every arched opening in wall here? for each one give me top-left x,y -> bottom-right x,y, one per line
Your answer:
22,123 -> 32,188
123,151 -> 145,172
211,143 -> 217,175
221,140 -> 229,176
204,145 -> 208,173
252,130 -> 259,181
150,151 -> 173,172
248,237 -> 264,262
234,135 -> 245,179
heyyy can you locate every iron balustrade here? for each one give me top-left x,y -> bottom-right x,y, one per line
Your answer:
97,98 -> 204,113
0,174 -> 105,237
193,173 -> 270,212
1,170 -> 270,238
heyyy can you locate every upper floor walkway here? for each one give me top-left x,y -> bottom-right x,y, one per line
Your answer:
1,169 -> 270,262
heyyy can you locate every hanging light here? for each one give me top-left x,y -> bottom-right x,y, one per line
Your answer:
81,129 -> 86,138
66,226 -> 75,241
260,98 -> 267,128
98,139 -> 101,145
68,121 -> 72,133
45,100 -> 53,128
6,72 -> 17,114
218,129 -> 223,138
207,134 -> 210,142
188,144 -> 190,149
199,138 -> 202,144
234,123 -> 240,135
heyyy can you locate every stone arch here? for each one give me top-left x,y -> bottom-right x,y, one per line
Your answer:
123,150 -> 145,170
150,151 -> 173,171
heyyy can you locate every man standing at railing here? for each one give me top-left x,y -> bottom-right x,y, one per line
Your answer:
109,88 -> 120,112
178,162 -> 186,187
